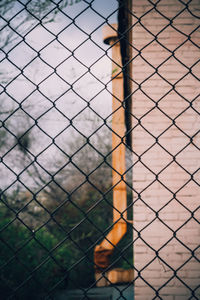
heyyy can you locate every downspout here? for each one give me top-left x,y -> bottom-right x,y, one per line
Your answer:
94,24 -> 127,279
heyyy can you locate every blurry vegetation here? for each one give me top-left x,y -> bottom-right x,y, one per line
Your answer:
0,132 -> 133,298
0,0 -> 133,298
16,132 -> 32,154
0,205 -> 71,299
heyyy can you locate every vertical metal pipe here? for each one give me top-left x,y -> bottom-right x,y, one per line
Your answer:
94,24 -> 127,273
109,31 -> 127,224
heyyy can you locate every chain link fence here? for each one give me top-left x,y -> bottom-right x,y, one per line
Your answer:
0,0 -> 199,299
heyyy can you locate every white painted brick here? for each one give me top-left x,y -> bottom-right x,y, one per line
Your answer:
134,293 -> 155,300
187,270 -> 200,278
133,0 -> 199,299
175,297 -> 188,300
133,296 -> 152,300
160,286 -> 188,296
159,296 -> 174,300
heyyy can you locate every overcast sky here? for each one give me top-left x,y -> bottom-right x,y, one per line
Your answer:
0,0 -> 119,189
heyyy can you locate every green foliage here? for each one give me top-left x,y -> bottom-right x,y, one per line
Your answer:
0,175 -> 133,297
0,206 -> 71,299
0,188 -> 113,296
46,186 -> 114,289
0,128 -> 133,296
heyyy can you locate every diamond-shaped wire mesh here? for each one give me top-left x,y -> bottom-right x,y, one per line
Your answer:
0,0 -> 199,299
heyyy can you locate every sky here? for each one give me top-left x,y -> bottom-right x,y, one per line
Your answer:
0,0 -> 119,189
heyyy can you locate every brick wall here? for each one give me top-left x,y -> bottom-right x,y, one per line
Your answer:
132,1 -> 200,299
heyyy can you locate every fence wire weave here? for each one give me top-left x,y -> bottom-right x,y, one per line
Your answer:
0,0 -> 199,299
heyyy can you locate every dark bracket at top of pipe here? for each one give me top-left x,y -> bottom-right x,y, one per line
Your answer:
118,0 -> 133,150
